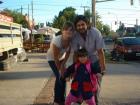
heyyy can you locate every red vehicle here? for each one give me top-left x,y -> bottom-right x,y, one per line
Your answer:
111,37 -> 140,60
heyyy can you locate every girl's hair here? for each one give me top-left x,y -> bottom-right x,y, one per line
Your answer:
62,21 -> 74,31
76,48 -> 88,57
74,15 -> 91,29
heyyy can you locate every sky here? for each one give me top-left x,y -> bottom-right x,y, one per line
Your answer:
0,0 -> 140,30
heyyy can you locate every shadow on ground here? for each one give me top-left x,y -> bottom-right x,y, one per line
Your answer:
0,70 -> 52,80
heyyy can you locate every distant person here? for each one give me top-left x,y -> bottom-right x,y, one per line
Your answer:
47,22 -> 74,105
62,48 -> 101,105
72,15 -> 106,105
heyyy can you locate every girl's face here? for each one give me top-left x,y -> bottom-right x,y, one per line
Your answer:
78,56 -> 88,64
62,27 -> 74,40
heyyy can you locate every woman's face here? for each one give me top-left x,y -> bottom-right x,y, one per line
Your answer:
62,27 -> 74,40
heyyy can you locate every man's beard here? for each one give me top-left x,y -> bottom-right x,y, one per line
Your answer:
78,29 -> 87,35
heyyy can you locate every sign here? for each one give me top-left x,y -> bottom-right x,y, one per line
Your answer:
0,14 -> 13,22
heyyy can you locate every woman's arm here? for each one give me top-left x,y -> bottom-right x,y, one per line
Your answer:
73,51 -> 77,63
63,63 -> 75,79
61,47 -> 71,65
60,47 -> 71,75
52,43 -> 61,70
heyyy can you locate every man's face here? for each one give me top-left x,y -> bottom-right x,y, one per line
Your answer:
76,20 -> 88,34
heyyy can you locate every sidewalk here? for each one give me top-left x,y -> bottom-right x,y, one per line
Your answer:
1,53 -> 139,105
33,74 -> 55,105
33,75 -> 107,105
33,63 -> 140,105
33,76 -> 106,105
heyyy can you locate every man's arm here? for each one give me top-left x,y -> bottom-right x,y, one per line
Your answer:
91,61 -> 101,74
97,48 -> 106,74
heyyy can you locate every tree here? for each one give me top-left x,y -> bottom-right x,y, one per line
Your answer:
0,8 -> 28,28
52,7 -> 111,36
102,24 -> 110,36
84,9 -> 91,22
52,7 -> 76,29
84,9 -> 110,35
116,23 -> 125,36
46,22 -> 52,27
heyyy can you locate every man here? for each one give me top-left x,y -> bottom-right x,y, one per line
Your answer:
72,15 -> 106,105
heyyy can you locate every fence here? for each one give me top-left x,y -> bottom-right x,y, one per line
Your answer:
23,42 -> 50,53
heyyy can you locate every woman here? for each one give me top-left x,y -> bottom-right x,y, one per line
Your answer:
47,22 -> 74,105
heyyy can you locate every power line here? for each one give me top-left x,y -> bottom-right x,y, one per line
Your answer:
1,3 -> 140,12
80,5 -> 90,14
97,7 -> 140,12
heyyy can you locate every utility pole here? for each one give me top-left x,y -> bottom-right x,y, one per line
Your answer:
136,19 -> 138,26
91,0 -> 115,27
130,0 -> 134,5
21,5 -> 23,15
31,0 -> 34,29
92,0 -> 96,27
81,6 -> 89,14
28,4 -> 30,23
31,0 -> 34,47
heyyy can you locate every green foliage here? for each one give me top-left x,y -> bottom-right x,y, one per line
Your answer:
34,34 -> 44,43
83,10 -> 111,36
1,8 -> 28,28
52,7 -> 111,36
84,9 -> 91,22
52,7 -> 76,29
96,21 -> 103,32
102,24 -> 110,36
46,22 -> 52,27
116,23 -> 125,36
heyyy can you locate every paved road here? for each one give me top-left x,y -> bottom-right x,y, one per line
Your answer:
0,53 -> 140,105
0,53 -> 51,105
100,62 -> 140,105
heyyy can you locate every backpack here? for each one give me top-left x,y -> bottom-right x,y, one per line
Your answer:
74,62 -> 99,92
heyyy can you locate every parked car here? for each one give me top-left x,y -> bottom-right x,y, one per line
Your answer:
103,37 -> 113,45
111,37 -> 140,60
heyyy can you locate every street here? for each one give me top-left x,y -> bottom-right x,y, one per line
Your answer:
0,53 -> 140,105
100,63 -> 140,105
0,53 -> 52,105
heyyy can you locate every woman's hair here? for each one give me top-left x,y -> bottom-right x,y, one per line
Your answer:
74,15 -> 91,29
62,21 -> 74,31
55,30 -> 62,36
76,48 -> 88,57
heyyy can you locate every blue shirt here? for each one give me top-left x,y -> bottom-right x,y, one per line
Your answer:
71,27 -> 105,63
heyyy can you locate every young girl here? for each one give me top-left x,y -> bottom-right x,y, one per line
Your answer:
62,48 -> 101,105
